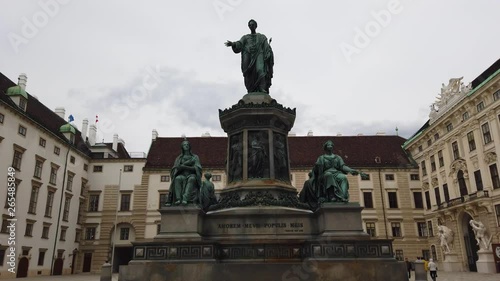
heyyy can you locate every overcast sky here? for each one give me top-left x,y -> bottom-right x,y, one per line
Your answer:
1,0 -> 499,153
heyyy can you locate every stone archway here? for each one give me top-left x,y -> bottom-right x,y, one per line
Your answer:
460,212 -> 479,272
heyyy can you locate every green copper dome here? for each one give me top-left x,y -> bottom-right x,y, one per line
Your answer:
59,123 -> 76,134
6,85 -> 28,99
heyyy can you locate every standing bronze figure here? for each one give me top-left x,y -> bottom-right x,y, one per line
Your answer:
225,19 -> 274,93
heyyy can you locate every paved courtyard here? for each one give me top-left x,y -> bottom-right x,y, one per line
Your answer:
1,271 -> 499,281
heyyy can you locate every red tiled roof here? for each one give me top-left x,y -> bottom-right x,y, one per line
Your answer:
145,135 -> 415,170
0,72 -> 91,156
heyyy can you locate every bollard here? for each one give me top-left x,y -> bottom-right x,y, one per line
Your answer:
414,260 -> 426,281
100,262 -> 112,281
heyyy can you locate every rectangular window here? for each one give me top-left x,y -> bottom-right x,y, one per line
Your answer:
18,125 -> 27,136
438,150 -> 444,167
66,173 -> 74,191
490,164 -> 500,189
452,141 -> 460,160
462,111 -> 469,121
443,184 -> 450,202
434,133 -> 439,141
12,150 -> 23,170
45,191 -> 54,217
25,222 -> 34,236
430,155 -> 436,172
388,192 -> 398,208
417,222 -> 428,237
42,226 -> 50,239
395,250 -> 404,261
0,113 -> 4,123
365,222 -> 376,237
39,137 -> 46,147
482,123 -> 492,144
157,224 -> 161,234
49,166 -> 58,185
54,146 -> 60,155
427,139 -> 432,147
75,230 -> 81,242
120,228 -> 130,240
363,192 -> 373,208
427,221 -> 434,237
93,165 -> 103,172
495,204 -> 500,226
493,90 -> 500,101
391,222 -> 401,237
1,218 -> 9,233
413,192 -> 423,209
28,186 -> 39,214
63,197 -> 71,221
120,194 -> 131,211
446,123 -> 453,132
421,161 -> 427,176
477,101 -> 485,112
425,191 -> 431,210
410,174 -> 419,181
159,193 -> 168,207
60,227 -> 66,241
160,175 -> 170,182
88,194 -> 100,212
37,251 -> 45,266
434,186 -> 441,206
474,170 -> 483,191
85,227 -> 96,240
418,145 -> 423,152
19,98 -> 26,110
385,174 -> 394,181
361,173 -> 370,180
124,165 -> 134,172
70,156 -> 75,164
467,131 -> 476,151
83,164 -> 88,171
34,159 -> 43,179
212,175 -> 222,181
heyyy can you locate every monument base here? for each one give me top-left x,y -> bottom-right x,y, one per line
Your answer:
120,259 -> 407,281
476,249 -> 496,273
442,253 -> 463,272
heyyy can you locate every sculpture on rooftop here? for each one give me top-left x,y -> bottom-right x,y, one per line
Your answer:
166,140 -> 202,206
225,19 -> 274,94
311,140 -> 368,203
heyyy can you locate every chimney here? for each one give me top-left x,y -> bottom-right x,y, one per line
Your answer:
81,119 -> 89,141
202,131 -> 211,137
307,130 -> 313,136
113,134 -> 119,151
152,129 -> 158,140
336,133 -> 342,136
288,132 -> 296,136
376,131 -> 386,136
55,107 -> 65,119
18,73 -> 27,90
88,124 -> 97,146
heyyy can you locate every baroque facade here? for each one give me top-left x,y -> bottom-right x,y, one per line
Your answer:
403,59 -> 500,272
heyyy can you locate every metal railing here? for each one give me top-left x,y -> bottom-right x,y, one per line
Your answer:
437,190 -> 489,210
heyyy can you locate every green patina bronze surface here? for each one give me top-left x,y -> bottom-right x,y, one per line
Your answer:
199,172 -> 217,211
225,19 -> 274,94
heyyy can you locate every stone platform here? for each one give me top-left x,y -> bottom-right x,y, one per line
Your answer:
118,204 -> 408,281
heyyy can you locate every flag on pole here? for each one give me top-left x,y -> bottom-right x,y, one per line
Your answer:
95,115 -> 99,124
68,114 -> 74,123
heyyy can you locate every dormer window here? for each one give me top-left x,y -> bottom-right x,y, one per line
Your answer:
477,101 -> 485,112
19,98 -> 27,111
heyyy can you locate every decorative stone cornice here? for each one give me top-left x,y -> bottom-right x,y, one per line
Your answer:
429,77 -> 472,125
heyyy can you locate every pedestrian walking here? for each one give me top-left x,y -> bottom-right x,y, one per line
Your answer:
428,258 -> 438,281
405,258 -> 412,279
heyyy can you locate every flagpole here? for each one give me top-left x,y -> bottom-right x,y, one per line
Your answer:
110,169 -> 122,273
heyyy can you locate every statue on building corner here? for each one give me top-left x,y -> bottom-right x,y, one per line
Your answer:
437,225 -> 454,254
469,219 -> 492,251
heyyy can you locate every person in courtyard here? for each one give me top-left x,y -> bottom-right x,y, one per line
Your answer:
405,258 -> 412,279
428,258 -> 438,281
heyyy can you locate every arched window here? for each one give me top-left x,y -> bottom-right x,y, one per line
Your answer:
431,245 -> 438,261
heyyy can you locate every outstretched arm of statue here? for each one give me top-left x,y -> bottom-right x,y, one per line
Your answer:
225,40 -> 232,47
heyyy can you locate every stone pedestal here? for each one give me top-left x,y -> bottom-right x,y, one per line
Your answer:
156,206 -> 203,241
414,260 -> 426,281
100,262 -> 112,281
442,253 -> 463,272
476,249 -> 496,273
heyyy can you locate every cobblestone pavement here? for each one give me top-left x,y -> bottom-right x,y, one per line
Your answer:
2,271 -> 499,280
